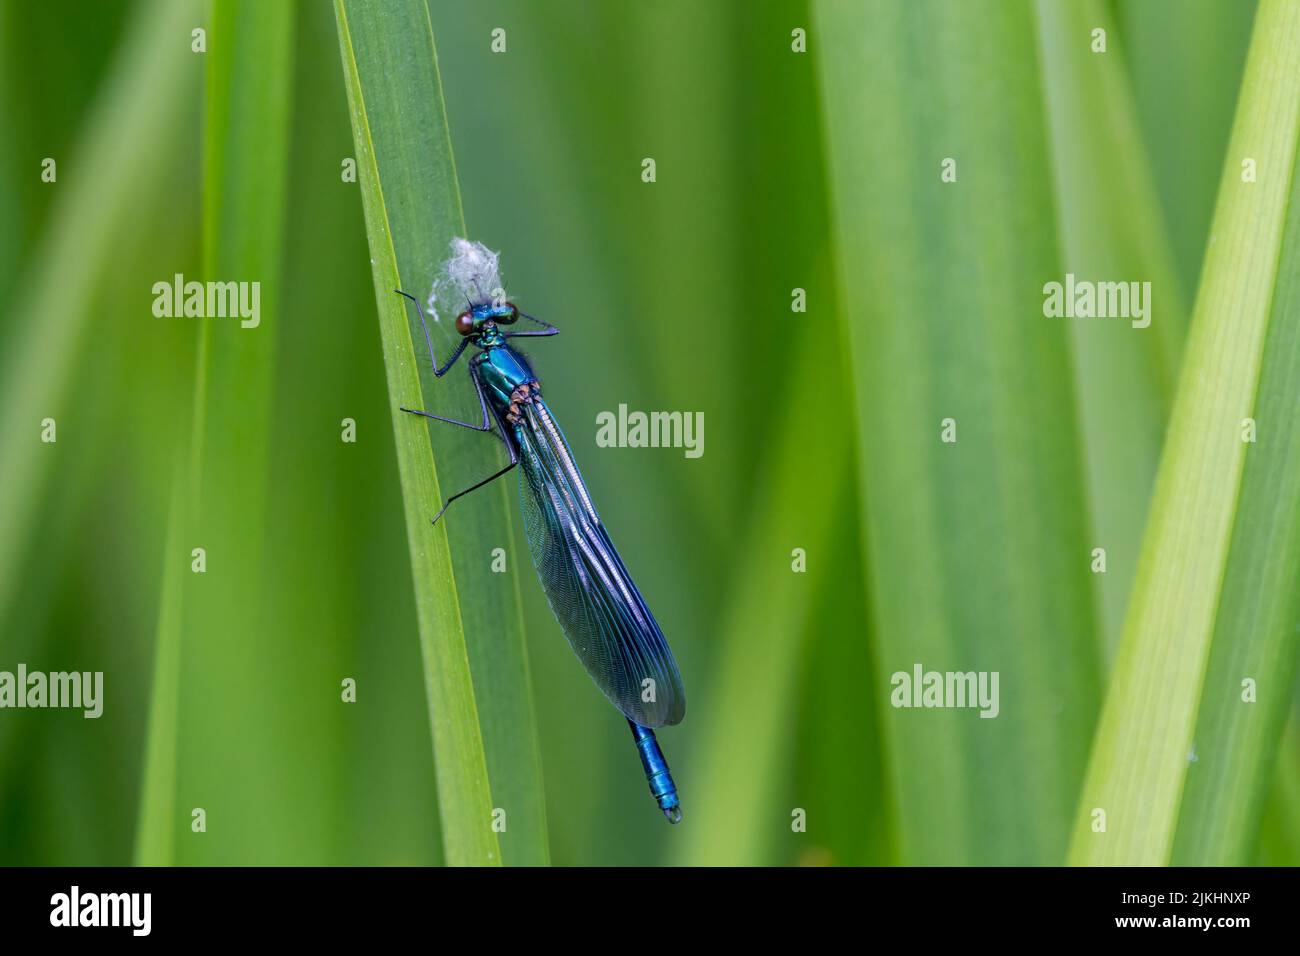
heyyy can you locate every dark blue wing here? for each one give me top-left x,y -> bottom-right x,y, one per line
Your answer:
515,398 -> 685,727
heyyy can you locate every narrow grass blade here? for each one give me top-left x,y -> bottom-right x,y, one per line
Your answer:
268,0 -> 441,865
1110,0 -> 1300,864
794,508 -> 893,867
1035,0 -> 1189,658
0,0 -> 198,627
1114,0 -> 1257,299
335,0 -> 548,866
674,333 -> 853,866
1070,0 -> 1300,865
814,0 -> 1101,865
0,4 -> 21,312
1170,99 -> 1300,864
669,0 -> 881,867
133,464 -> 186,866
0,1 -> 201,864
1255,718 -> 1300,865
166,0 -> 296,865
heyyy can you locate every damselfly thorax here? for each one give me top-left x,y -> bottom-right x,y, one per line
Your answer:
470,333 -> 542,425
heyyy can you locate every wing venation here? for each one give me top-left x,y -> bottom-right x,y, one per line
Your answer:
516,399 -> 685,727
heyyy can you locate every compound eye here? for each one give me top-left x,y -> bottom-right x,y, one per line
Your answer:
455,311 -> 475,336
499,303 -> 519,325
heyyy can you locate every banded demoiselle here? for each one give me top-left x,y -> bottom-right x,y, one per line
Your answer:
396,239 -> 686,824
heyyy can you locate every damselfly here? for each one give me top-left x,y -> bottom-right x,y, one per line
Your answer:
396,239 -> 686,823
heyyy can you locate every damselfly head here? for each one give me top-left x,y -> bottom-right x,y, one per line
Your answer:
455,302 -> 519,337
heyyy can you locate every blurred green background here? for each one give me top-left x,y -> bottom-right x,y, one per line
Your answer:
0,0 -> 1296,866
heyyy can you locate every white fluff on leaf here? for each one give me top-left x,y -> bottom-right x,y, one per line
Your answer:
427,237 -> 505,323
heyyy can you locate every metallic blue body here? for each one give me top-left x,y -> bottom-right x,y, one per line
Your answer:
629,720 -> 681,822
446,311 -> 686,822
471,326 -> 534,411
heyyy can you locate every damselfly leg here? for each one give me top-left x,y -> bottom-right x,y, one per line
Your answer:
504,310 -> 561,339
394,289 -> 471,376
399,362 -> 494,433
396,289 -> 520,524
429,408 -> 518,525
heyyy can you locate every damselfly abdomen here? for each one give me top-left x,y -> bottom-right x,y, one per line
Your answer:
396,239 -> 686,823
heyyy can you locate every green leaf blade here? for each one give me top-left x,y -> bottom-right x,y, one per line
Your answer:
0,0 -> 199,627
814,0 -> 1102,865
1070,0 -> 1300,866
172,0 -> 297,865
1034,0 -> 1191,658
335,0 -> 548,866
